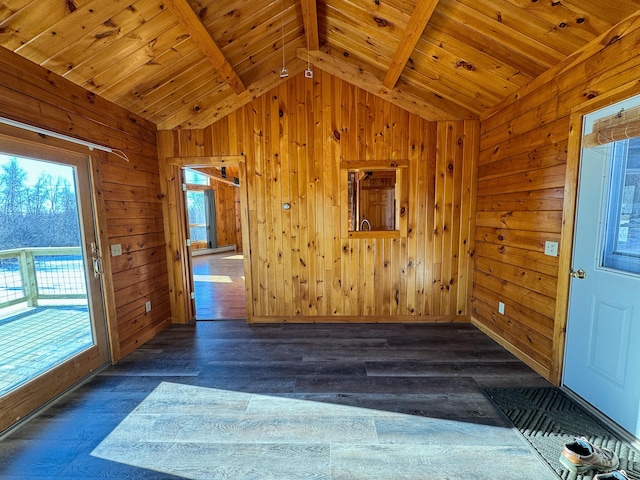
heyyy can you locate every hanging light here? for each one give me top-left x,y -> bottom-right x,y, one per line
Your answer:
304,0 -> 313,78
280,0 -> 289,78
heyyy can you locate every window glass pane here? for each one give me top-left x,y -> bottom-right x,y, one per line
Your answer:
602,137 -> 640,274
189,226 -> 207,242
184,168 -> 209,186
346,169 -> 397,232
187,190 -> 206,225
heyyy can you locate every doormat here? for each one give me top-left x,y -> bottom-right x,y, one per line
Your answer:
484,387 -> 640,480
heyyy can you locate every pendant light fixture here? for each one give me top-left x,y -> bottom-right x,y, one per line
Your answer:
304,0 -> 313,78
279,0 -> 289,78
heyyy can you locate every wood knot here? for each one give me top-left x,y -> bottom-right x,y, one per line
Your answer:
333,130 -> 341,140
456,60 -> 476,72
373,16 -> 390,28
606,35 -> 621,46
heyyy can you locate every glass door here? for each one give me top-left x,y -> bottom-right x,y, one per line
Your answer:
0,135 -> 109,433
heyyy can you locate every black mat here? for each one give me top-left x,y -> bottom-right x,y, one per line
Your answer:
484,387 -> 640,480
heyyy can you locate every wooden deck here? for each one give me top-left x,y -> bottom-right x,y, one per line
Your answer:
0,305 -> 94,397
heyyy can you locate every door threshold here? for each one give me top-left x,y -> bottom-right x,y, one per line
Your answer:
561,386 -> 640,450
0,362 -> 111,440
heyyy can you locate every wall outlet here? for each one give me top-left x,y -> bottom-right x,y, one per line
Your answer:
544,241 -> 558,257
498,301 -> 505,315
110,244 -> 122,256
145,301 -> 151,313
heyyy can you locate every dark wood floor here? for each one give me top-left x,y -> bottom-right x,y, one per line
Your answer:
192,252 -> 246,320
0,321 -> 555,479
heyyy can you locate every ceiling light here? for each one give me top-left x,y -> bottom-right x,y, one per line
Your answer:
304,0 -> 313,78
280,0 -> 288,78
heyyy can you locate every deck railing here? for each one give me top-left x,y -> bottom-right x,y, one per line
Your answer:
0,247 -> 87,309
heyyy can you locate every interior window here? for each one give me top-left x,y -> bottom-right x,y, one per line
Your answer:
347,169 -> 397,232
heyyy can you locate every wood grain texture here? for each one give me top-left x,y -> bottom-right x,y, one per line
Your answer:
473,12 -> 640,384
1,0 -> 636,130
163,0 -> 245,94
158,70 -> 479,322
383,0 -> 439,89
0,47 -> 170,362
0,322 -> 553,474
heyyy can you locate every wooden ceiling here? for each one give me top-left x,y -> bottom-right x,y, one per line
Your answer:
1,0 -> 639,130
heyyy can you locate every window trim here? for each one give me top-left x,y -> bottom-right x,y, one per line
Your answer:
340,160 -> 409,240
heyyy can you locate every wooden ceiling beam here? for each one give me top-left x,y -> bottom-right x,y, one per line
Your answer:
298,48 -> 477,122
383,0 -> 439,89
164,0 -> 246,95
300,0 -> 319,50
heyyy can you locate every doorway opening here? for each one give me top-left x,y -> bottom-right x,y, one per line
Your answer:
182,166 -> 247,320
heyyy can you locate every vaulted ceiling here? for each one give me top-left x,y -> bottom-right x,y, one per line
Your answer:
1,0 -> 639,130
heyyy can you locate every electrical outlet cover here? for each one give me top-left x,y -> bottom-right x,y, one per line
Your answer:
544,241 -> 558,257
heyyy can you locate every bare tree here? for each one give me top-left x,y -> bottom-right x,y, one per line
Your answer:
0,158 -> 27,215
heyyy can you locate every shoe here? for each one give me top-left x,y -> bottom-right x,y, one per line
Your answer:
594,471 -> 629,480
559,437 -> 619,474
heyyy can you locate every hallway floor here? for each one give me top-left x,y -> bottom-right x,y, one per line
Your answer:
192,252 -> 246,320
0,321 -> 557,479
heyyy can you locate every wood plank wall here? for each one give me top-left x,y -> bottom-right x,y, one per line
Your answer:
0,46 -> 170,361
158,69 -> 479,322
474,12 -> 640,383
214,181 -> 243,250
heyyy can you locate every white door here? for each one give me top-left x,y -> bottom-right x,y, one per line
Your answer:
563,100 -> 640,440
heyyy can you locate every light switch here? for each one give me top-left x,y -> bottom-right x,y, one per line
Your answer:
111,244 -> 122,256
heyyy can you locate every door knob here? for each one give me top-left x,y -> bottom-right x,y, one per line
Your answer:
570,268 -> 587,279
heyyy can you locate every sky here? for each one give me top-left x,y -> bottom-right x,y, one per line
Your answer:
0,153 -> 75,188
